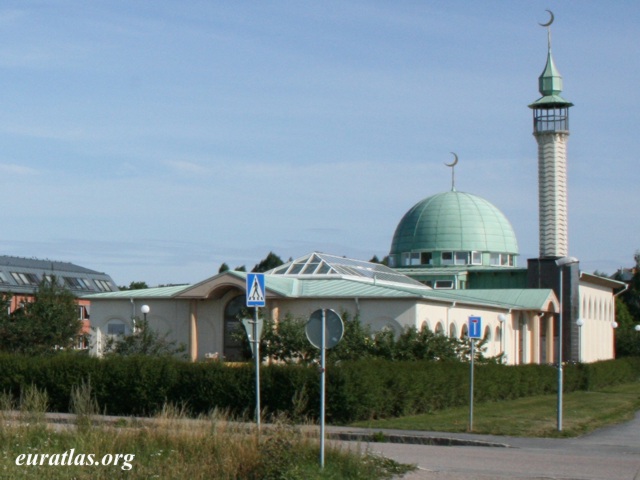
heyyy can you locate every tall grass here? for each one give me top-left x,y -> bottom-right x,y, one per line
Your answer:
0,382 -> 412,479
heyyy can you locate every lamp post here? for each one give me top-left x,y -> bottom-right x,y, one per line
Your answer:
554,256 -> 578,432
576,318 -> 584,362
498,314 -> 507,363
140,305 -> 150,334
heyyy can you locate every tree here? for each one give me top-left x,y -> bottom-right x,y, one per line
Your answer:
0,278 -> 82,355
259,311 -> 468,364
252,252 -> 284,273
119,281 -> 149,291
614,299 -> 640,357
617,251 -> 640,321
102,318 -> 187,358
218,263 -> 230,274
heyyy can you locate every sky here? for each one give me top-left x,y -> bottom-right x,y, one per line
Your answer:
0,1 -> 638,287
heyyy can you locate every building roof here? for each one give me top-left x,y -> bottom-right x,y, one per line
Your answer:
390,191 -> 519,255
0,255 -> 119,296
529,40 -> 572,108
268,252 -> 425,288
85,253 -> 557,313
580,272 -> 628,292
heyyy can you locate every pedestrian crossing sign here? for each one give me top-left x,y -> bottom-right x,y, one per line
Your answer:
246,273 -> 266,307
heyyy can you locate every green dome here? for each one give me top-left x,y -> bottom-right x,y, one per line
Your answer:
390,191 -> 519,256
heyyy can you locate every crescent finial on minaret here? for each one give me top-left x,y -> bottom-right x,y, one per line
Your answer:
444,152 -> 458,191
539,10 -> 554,49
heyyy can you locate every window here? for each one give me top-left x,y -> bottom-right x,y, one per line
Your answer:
94,279 -> 113,292
441,252 -> 453,265
420,252 -> 433,265
107,322 -> 126,335
460,324 -> 468,339
489,253 -> 514,266
0,272 -> 8,284
471,251 -> 482,265
224,295 -> 249,361
11,272 -> 39,286
402,252 -> 420,266
483,326 -> 491,341
454,252 -> 468,265
434,280 -> 454,289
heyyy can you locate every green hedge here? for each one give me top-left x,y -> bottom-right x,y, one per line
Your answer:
0,353 -> 638,423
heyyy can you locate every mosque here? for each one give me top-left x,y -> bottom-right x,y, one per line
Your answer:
86,14 -> 625,365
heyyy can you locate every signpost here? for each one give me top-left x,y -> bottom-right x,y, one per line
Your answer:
468,315 -> 482,431
305,309 -> 344,469
245,273 -> 265,429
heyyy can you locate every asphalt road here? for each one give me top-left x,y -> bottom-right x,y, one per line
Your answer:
330,412 -> 640,480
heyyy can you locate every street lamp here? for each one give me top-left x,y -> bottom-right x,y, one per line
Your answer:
576,318 -> 584,362
635,325 -> 640,333
555,256 -> 579,432
139,305 -> 150,333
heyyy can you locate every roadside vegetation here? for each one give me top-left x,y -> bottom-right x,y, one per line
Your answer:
0,384 -> 412,480
353,382 -> 640,438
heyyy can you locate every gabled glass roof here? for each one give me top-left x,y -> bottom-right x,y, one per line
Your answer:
268,252 -> 426,288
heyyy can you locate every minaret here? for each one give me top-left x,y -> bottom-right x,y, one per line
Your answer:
527,12 -> 580,364
529,15 -> 573,258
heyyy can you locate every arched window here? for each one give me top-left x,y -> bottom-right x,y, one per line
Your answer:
484,326 -> 491,341
460,324 -> 468,339
495,325 -> 502,343
449,323 -> 457,338
223,295 -> 249,361
435,322 -> 444,335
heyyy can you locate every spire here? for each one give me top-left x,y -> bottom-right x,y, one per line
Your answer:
538,21 -> 564,97
529,10 -> 573,109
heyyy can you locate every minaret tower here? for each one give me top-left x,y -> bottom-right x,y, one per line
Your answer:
529,11 -> 573,258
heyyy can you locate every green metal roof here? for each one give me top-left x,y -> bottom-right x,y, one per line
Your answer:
84,267 -> 555,312
539,49 -> 563,96
390,191 -> 519,255
83,284 -> 191,299
529,46 -> 572,109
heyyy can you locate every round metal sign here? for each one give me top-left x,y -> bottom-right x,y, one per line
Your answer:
305,309 -> 344,350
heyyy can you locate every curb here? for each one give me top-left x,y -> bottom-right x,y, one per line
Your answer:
327,431 -> 511,448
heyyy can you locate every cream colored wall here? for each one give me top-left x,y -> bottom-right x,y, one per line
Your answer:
89,295 -> 549,366
89,299 -> 191,357
578,282 -> 616,362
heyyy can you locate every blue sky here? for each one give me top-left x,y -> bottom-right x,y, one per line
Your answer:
0,1 -> 637,286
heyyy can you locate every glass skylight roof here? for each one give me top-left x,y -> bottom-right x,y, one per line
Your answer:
268,253 -> 426,288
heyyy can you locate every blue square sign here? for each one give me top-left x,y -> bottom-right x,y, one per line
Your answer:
246,273 -> 266,307
468,316 -> 482,339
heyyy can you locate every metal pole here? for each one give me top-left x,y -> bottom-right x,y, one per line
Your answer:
469,339 -> 475,432
320,309 -> 326,469
254,307 -> 261,430
558,268 -> 563,432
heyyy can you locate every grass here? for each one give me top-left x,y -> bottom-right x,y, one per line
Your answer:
351,382 -> 640,438
0,386 -> 413,480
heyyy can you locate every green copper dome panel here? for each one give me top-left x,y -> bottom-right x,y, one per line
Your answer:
390,191 -> 519,254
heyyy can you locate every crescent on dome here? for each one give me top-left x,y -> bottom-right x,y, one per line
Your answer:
539,9 -> 554,27
444,152 -> 458,167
